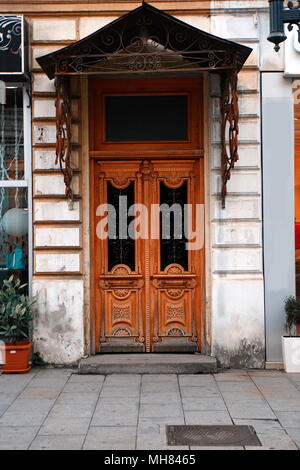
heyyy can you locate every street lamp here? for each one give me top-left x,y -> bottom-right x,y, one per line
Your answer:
268,0 -> 300,51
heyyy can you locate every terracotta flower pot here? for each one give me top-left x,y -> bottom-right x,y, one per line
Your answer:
0,341 -> 31,373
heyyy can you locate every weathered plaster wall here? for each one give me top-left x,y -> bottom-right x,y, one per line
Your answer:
209,5 -> 265,368
30,16 -> 85,362
33,280 -> 84,363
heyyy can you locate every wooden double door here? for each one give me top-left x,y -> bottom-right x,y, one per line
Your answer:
93,158 -> 204,352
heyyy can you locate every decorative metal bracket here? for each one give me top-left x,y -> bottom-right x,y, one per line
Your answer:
220,70 -> 239,209
268,0 -> 300,51
55,75 -> 73,202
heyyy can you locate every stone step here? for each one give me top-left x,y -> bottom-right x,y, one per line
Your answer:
78,353 -> 217,374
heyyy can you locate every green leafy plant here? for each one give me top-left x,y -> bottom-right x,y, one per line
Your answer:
0,275 -> 36,343
284,295 -> 300,336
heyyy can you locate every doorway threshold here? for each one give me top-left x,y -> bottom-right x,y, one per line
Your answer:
78,353 -> 217,374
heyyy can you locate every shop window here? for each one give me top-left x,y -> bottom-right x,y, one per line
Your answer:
0,83 -> 30,291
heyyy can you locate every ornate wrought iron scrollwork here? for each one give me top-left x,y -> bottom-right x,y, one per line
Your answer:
55,75 -> 73,202
46,4 -> 250,203
220,70 -> 239,209
286,1 -> 300,41
52,5 -> 245,76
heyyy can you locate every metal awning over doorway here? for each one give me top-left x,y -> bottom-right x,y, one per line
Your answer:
37,3 -> 252,207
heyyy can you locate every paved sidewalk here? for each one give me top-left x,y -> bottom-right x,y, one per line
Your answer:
0,368 -> 300,450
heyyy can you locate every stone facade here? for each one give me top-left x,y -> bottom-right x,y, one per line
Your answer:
0,0 -> 294,366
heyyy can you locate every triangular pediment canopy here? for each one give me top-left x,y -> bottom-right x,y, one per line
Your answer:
37,3 -> 252,79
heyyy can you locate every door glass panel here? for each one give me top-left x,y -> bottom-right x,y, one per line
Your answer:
105,95 -> 188,142
160,180 -> 188,271
107,181 -> 135,271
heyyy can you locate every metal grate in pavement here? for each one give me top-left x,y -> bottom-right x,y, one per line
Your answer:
166,425 -> 261,447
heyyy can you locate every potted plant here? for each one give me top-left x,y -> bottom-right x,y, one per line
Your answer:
282,296 -> 300,373
0,276 -> 36,373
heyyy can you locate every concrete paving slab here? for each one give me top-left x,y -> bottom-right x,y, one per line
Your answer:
180,386 -> 220,398
0,410 -> 49,426
96,396 -> 139,406
35,368 -> 73,377
68,374 -> 105,383
0,377 -> 34,394
217,381 -> 260,392
140,393 -> 181,404
178,375 -> 216,387
39,416 -> 91,435
275,411 -> 300,428
182,397 -> 227,411
184,410 -> 232,425
0,404 -> 11,417
141,382 -> 179,394
245,431 -> 298,450
225,404 -> 276,420
55,392 -> 99,405
100,385 -> 140,398
286,373 -> 300,382
214,371 -> 250,381
18,387 -> 60,400
137,418 -> 185,434
7,398 -> 55,412
0,392 -> 19,404
27,377 -> 69,388
30,434 -> 85,450
139,403 -> 184,419
48,402 -> 95,418
91,404 -> 139,426
141,374 -> 178,383
83,426 -> 136,450
233,418 -> 284,433
0,426 -> 39,450
248,370 -> 284,377
62,381 -> 104,393
104,374 -> 142,385
285,428 -> 300,449
264,398 -> 300,411
221,393 -> 266,404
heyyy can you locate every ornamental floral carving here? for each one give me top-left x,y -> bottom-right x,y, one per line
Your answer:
166,303 -> 184,322
113,289 -> 130,299
113,327 -> 131,336
112,303 -> 131,322
167,327 -> 185,336
167,289 -> 184,299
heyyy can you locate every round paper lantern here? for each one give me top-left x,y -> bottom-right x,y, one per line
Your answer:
1,208 -> 28,237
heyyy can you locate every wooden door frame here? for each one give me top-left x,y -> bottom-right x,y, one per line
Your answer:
89,76 -> 205,353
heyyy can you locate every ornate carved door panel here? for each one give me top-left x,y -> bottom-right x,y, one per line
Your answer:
149,160 -> 203,352
93,159 -> 204,353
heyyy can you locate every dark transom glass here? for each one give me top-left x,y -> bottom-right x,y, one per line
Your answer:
105,95 -> 188,142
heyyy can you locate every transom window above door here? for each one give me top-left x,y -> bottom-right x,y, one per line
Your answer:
89,77 -> 203,153
105,94 -> 188,142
